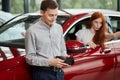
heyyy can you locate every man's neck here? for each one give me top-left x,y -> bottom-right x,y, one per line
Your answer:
41,18 -> 52,27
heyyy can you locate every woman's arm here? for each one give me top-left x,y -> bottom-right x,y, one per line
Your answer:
76,37 -> 97,49
105,31 -> 120,41
113,31 -> 120,38
105,33 -> 114,41
76,37 -> 81,42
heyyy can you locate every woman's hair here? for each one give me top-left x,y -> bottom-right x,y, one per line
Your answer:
40,0 -> 58,11
87,12 -> 107,50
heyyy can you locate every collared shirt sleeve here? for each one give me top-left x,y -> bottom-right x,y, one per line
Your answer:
25,29 -> 49,66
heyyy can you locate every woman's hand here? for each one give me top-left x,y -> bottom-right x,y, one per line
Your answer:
113,32 -> 120,38
88,41 -> 97,49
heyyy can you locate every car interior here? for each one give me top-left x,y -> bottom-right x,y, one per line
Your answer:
65,18 -> 90,41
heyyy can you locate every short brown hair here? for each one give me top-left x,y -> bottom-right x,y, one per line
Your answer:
40,0 -> 58,11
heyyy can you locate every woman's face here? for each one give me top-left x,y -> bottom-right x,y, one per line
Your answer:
92,18 -> 102,31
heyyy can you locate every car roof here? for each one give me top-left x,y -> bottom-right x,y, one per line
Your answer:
26,9 -> 120,17
25,10 -> 71,16
63,9 -> 120,16
5,9 -> 120,21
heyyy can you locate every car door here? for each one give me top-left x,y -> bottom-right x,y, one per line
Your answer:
64,42 -> 116,80
109,16 -> 120,80
63,16 -> 116,80
111,40 -> 120,80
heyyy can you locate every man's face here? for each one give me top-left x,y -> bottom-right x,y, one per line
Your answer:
41,8 -> 58,26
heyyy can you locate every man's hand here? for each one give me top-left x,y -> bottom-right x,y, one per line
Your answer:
48,58 -> 69,68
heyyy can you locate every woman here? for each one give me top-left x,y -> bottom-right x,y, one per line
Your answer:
75,12 -> 120,50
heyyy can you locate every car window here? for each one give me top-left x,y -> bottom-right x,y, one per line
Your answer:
56,15 -> 70,26
65,18 -> 90,41
109,16 -> 120,32
108,16 -> 120,40
64,16 -> 120,54
65,16 -> 120,41
0,16 -> 40,41
0,23 -> 25,41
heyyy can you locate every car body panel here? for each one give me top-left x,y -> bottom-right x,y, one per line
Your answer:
111,40 -> 120,80
64,42 -> 116,80
0,56 -> 31,80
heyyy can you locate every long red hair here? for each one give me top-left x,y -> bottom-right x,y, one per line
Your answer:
87,12 -> 107,50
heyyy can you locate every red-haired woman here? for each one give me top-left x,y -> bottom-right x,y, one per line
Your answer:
75,12 -> 120,50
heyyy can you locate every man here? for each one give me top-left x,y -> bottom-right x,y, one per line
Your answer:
25,0 -> 69,80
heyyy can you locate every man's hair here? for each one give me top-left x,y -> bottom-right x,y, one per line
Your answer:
40,0 -> 58,11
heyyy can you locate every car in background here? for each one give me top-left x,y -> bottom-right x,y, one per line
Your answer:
0,11 -> 13,26
0,9 -> 120,80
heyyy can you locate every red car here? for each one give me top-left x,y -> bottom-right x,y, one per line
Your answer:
0,9 -> 120,80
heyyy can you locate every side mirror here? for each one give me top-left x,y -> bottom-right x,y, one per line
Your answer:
66,40 -> 86,53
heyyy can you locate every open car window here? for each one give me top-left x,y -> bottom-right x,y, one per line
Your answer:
65,15 -> 120,54
109,16 -> 120,32
107,16 -> 120,41
65,18 -> 90,41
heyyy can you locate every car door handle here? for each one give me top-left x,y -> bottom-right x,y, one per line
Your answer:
103,48 -> 111,54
